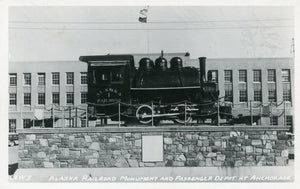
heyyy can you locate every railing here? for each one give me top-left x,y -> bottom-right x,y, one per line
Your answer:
19,98 -> 292,128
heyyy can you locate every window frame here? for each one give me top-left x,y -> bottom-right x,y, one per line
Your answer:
24,93 -> 31,105
9,73 -> 17,86
80,72 -> 87,85
66,72 -> 74,85
66,92 -> 74,104
23,73 -> 31,85
38,93 -> 45,105
37,73 -> 45,85
9,93 -> 17,105
52,92 -> 60,105
52,72 -> 60,85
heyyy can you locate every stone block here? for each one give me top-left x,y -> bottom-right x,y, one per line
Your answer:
195,153 -> 205,160
188,145 -> 195,152
115,157 -> 129,167
205,158 -> 213,166
256,148 -> 263,153
217,154 -> 226,161
37,152 -> 46,158
221,141 -> 227,148
173,161 -> 185,167
124,133 -> 131,138
89,142 -> 100,151
234,160 -> 243,167
24,140 -> 33,145
88,159 -> 98,165
92,152 -> 99,158
124,154 -> 131,159
186,160 -> 199,166
70,150 -> 81,156
199,136 -> 208,140
43,162 -> 54,168
230,131 -> 240,137
26,134 -> 36,140
60,148 -> 69,157
175,154 -> 186,162
269,135 -> 278,140
127,159 -> 139,167
265,143 -> 272,149
214,140 -> 222,147
281,150 -> 289,157
182,146 -> 189,153
260,135 -> 269,140
200,147 -> 206,152
263,149 -> 271,154
202,140 -> 210,147
213,160 -> 222,166
84,135 -> 92,142
197,140 -> 202,146
109,137 -> 117,143
135,139 -> 142,147
164,138 -> 173,144
20,161 -> 34,168
192,134 -> 199,140
245,146 -> 254,153
199,161 -> 206,166
68,135 -> 75,140
49,154 -> 57,160
251,140 -> 262,146
113,150 -> 121,155
144,162 -> 156,167
236,152 -> 245,158
185,134 -> 193,140
206,152 -> 217,158
39,139 -> 48,147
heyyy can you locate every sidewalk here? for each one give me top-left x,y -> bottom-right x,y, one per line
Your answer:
10,161 -> 294,183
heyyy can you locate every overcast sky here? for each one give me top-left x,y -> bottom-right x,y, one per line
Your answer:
9,6 -> 294,61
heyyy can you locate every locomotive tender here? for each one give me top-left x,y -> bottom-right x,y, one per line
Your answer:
79,52 -> 231,125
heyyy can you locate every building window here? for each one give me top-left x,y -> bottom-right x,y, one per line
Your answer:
253,70 -> 261,82
224,70 -> 232,82
24,93 -> 31,105
283,83 -> 291,101
286,116 -> 293,126
270,116 -> 278,126
66,72 -> 74,85
23,119 -> 32,129
65,118 -> 74,127
239,70 -> 247,82
81,72 -> 87,84
239,84 -> 247,102
9,73 -> 17,86
38,73 -> 45,85
208,70 -> 218,83
282,69 -> 290,82
81,92 -> 87,104
38,93 -> 45,105
253,83 -> 262,102
268,69 -> 276,82
81,119 -> 86,127
52,92 -> 60,105
9,93 -> 17,105
268,83 -> 276,102
224,84 -> 233,102
66,92 -> 74,104
9,119 -> 16,133
23,73 -> 31,85
52,72 -> 60,85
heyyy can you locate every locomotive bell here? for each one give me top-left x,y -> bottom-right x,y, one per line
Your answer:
139,57 -> 154,72
155,57 -> 168,71
170,57 -> 183,70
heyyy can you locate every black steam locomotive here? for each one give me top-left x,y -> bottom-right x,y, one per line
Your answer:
79,52 -> 232,125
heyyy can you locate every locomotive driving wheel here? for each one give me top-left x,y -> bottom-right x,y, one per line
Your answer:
174,104 -> 192,124
136,104 -> 154,124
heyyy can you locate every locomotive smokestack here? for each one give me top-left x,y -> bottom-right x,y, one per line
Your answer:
160,50 -> 164,58
199,57 -> 206,83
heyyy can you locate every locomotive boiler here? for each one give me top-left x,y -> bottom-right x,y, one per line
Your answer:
79,52 -> 231,125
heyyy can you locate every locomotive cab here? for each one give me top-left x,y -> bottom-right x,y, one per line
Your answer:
79,55 -> 135,119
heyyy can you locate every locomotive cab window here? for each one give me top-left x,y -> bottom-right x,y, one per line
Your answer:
111,68 -> 124,84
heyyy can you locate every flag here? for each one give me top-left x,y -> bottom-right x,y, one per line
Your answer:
139,8 -> 148,23
34,108 -> 44,120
